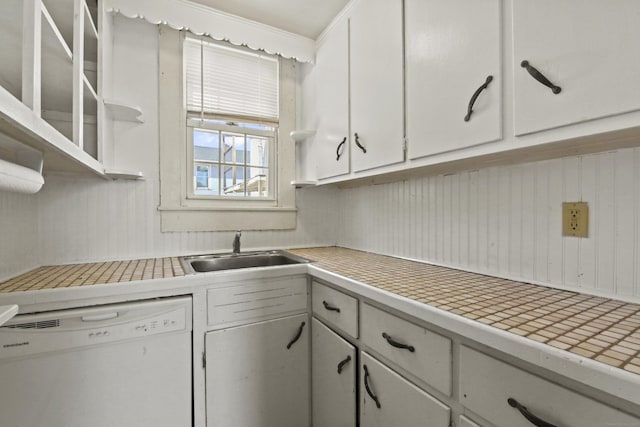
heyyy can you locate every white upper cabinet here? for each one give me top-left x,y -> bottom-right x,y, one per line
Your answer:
315,18 -> 350,180
406,0 -> 502,159
349,0 -> 404,172
513,0 -> 640,135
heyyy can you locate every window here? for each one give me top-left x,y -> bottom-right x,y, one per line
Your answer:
158,28 -> 297,232
184,38 -> 278,200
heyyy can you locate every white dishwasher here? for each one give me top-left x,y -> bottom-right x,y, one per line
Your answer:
0,296 -> 192,427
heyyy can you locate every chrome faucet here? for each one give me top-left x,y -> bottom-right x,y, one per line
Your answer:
232,230 -> 242,254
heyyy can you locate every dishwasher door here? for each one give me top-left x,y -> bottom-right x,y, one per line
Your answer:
0,296 -> 192,427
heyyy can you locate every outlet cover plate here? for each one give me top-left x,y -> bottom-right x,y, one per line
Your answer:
562,202 -> 588,237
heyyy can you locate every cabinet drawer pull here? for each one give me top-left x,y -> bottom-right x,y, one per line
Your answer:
336,137 -> 346,161
354,133 -> 367,153
337,355 -> 352,374
464,75 -> 493,122
322,300 -> 341,313
508,398 -> 557,427
520,60 -> 561,94
286,321 -> 306,349
363,364 -> 381,408
382,332 -> 415,352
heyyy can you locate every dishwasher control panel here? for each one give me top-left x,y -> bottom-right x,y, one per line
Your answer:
0,297 -> 192,360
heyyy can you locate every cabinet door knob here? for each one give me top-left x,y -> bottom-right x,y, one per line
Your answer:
337,355 -> 351,374
508,398 -> 557,427
336,137 -> 347,161
354,133 -> 367,153
322,300 -> 341,313
464,75 -> 493,122
286,321 -> 306,349
382,332 -> 415,352
520,60 -> 561,94
363,364 -> 381,408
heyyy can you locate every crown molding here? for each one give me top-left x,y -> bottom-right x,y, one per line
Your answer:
104,0 -> 316,63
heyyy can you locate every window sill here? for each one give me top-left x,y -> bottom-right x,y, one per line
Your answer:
159,206 -> 297,232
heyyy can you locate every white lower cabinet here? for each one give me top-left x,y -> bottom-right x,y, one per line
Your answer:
205,313 -> 309,427
459,346 -> 640,427
311,318 -> 357,427
360,352 -> 450,427
459,415 -> 482,427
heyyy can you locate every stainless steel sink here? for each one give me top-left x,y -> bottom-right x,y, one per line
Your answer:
180,250 -> 310,273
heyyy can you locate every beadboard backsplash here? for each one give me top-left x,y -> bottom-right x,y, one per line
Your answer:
35,176 -> 339,266
337,147 -> 640,301
0,191 -> 39,280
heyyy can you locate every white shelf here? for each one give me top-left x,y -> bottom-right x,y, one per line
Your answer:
105,169 -> 145,180
104,100 -> 144,123
290,130 -> 316,142
290,180 -> 317,188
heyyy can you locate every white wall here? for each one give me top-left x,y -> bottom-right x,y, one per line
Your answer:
32,16 -> 340,266
337,148 -> 640,301
0,190 -> 39,281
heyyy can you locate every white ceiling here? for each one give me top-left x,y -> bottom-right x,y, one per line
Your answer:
188,0 -> 350,39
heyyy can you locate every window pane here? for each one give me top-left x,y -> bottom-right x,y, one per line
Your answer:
246,137 -> 268,167
223,166 -> 246,197
193,164 -> 220,196
222,133 -> 245,164
193,129 -> 219,161
247,167 -> 268,197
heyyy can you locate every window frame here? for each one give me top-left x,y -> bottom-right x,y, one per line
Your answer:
186,118 -> 277,201
158,26 -> 297,232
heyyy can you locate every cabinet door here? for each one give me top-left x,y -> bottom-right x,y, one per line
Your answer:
349,0 -> 404,172
406,0 -> 501,159
312,318 -> 356,427
513,0 -> 640,135
315,18 -> 350,180
360,352 -> 450,427
205,314 -> 309,427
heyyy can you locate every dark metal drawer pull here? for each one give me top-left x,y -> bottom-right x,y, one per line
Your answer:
337,355 -> 352,374
363,364 -> 381,408
336,137 -> 346,161
520,60 -> 561,94
322,300 -> 341,313
464,75 -> 493,122
354,133 -> 366,153
286,321 -> 306,349
508,398 -> 557,427
382,332 -> 415,352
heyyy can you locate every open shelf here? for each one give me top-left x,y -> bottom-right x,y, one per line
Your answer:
290,130 -> 316,142
0,0 -> 23,102
42,0 -> 98,64
290,180 -> 317,188
104,99 -> 144,123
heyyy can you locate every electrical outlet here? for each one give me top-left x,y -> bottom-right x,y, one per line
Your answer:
562,202 -> 588,237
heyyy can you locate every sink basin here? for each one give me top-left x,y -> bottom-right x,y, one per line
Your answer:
180,250 -> 310,273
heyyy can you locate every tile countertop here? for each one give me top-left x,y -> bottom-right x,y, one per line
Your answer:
288,247 -> 640,377
0,247 -> 639,379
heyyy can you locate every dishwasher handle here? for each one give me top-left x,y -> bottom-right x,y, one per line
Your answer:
81,312 -> 119,322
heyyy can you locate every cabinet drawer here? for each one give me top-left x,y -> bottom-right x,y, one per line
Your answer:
460,346 -> 640,427
312,281 -> 358,338
207,276 -> 307,327
361,303 -> 452,395
360,352 -> 450,427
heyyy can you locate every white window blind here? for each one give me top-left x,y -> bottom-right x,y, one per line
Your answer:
185,37 -> 279,122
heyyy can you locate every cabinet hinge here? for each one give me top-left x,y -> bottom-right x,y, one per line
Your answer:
402,137 -> 408,155
202,352 -> 206,369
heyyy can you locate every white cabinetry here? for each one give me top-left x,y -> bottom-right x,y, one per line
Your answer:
512,0 -> 640,135
311,318 -> 357,427
459,346 -> 640,427
406,0 -> 501,158
360,352 -> 450,427
0,0 -> 103,175
314,17 -> 350,180
349,0 -> 404,172
205,313 -> 310,427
